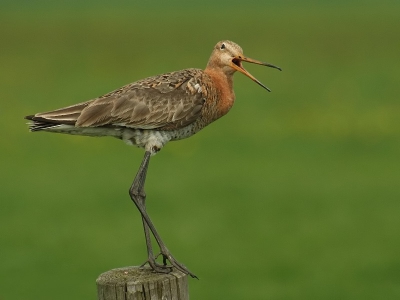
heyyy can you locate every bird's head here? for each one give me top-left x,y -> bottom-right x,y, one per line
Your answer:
206,40 -> 281,92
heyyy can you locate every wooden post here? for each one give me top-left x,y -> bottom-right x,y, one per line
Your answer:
96,266 -> 189,300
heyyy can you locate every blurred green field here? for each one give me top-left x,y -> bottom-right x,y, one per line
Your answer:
1,1 -> 400,299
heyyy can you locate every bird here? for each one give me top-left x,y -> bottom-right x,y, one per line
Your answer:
25,40 -> 281,278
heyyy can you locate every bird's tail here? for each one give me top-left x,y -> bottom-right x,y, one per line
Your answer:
25,101 -> 89,132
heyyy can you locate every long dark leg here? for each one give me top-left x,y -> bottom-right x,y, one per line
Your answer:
129,151 -> 197,278
129,151 -> 167,273
140,194 -> 168,273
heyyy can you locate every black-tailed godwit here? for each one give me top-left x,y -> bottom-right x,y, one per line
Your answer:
25,40 -> 281,278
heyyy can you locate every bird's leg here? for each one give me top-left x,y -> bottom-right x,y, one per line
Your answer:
129,151 -> 166,273
129,151 -> 198,278
139,196 -> 167,272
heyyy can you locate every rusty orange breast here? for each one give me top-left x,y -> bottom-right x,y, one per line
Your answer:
204,69 -> 236,120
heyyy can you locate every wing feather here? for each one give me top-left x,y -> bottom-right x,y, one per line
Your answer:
28,68 -> 206,131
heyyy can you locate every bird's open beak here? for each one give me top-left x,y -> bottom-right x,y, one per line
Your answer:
231,56 -> 281,92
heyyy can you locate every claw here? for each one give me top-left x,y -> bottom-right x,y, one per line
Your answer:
139,259 -> 172,274
147,252 -> 198,279
162,252 -> 198,279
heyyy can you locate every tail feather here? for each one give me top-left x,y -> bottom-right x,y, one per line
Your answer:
25,101 -> 89,132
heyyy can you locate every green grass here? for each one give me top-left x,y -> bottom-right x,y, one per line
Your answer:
1,1 -> 400,299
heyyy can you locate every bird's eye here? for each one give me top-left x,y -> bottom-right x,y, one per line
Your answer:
220,43 -> 225,50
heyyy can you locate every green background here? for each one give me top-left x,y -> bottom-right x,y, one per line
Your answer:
1,1 -> 400,299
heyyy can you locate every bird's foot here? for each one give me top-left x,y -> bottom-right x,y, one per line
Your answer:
139,258 -> 172,274
141,252 -> 198,279
158,251 -> 198,279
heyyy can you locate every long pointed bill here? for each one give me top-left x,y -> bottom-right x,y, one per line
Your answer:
231,56 -> 281,92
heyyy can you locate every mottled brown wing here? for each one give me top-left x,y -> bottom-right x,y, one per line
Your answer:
31,68 -> 206,131
76,68 -> 205,130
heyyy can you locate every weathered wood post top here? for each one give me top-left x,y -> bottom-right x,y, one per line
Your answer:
96,266 -> 189,300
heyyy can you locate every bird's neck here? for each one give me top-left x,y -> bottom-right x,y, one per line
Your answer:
204,67 -> 235,118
